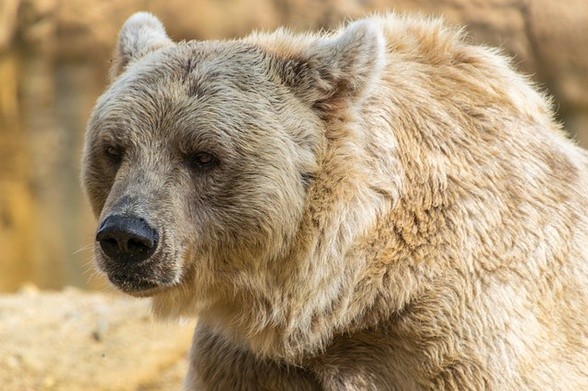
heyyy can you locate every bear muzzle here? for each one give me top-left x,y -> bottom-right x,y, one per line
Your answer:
95,214 -> 177,295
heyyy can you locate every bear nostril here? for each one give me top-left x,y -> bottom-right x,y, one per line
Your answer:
99,237 -> 120,256
96,215 -> 159,263
129,237 -> 147,248
126,237 -> 154,254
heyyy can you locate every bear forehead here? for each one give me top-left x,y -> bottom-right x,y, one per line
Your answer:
88,43 -> 292,147
117,41 -> 273,95
92,42 -> 281,126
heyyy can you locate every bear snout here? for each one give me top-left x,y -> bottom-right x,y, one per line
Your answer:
96,214 -> 159,264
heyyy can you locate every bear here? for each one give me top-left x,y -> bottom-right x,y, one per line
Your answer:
82,11 -> 588,390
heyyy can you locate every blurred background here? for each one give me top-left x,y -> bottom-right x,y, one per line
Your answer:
0,0 -> 587,292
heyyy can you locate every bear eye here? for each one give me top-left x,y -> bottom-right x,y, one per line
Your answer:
186,152 -> 219,171
104,144 -> 123,165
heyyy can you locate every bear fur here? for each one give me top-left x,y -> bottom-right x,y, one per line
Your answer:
82,12 -> 588,390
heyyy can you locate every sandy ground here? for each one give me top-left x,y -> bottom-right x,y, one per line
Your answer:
0,286 -> 196,390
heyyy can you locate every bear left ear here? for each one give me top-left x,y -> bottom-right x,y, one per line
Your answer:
110,12 -> 174,80
276,19 -> 386,111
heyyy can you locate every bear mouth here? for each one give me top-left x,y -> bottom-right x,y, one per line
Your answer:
107,273 -> 172,297
96,242 -> 181,297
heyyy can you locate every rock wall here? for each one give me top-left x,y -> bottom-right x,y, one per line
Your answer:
2,0 -> 587,138
0,0 -> 586,291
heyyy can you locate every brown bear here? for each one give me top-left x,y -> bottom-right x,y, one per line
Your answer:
82,12 -> 588,390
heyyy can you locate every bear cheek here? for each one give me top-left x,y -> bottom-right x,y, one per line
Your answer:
82,163 -> 115,217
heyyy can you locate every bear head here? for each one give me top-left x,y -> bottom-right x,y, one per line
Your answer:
82,12 -> 385,333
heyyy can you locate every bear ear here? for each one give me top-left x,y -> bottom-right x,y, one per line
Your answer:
276,20 -> 385,111
110,12 -> 174,80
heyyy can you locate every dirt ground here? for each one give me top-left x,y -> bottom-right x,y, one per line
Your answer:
0,286 -> 196,390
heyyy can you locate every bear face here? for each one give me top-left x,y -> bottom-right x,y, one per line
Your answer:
84,43 -> 312,294
86,49 -> 320,293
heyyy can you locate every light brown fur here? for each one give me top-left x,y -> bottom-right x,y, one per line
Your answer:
82,12 -> 588,390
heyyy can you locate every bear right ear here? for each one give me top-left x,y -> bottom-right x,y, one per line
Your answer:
110,12 -> 174,80
271,19 -> 385,113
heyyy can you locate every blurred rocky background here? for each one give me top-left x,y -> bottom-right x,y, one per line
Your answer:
1,0 -> 588,292
0,0 -> 586,389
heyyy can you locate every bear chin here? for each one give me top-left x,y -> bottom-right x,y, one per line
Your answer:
96,252 -> 183,296
106,273 -> 170,296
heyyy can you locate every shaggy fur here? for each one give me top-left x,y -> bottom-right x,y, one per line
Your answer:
82,12 -> 588,390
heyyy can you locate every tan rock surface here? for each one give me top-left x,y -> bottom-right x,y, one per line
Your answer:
4,0 -> 585,130
0,287 -> 194,390
0,0 -> 21,51
526,0 -> 588,115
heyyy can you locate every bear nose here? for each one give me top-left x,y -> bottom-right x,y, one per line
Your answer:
96,215 -> 159,263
